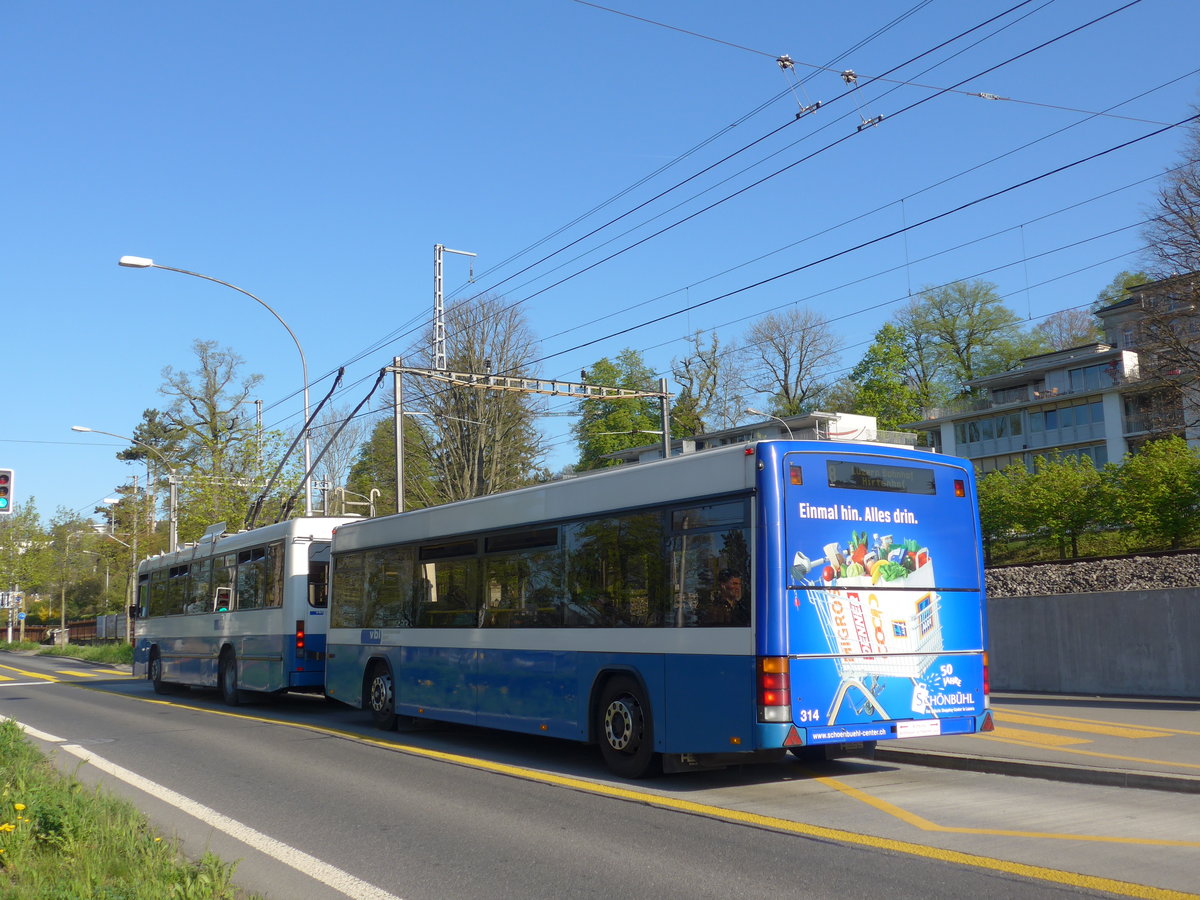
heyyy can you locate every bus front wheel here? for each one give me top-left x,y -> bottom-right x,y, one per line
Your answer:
366,662 -> 397,731
597,676 -> 660,779
149,651 -> 170,695
219,651 -> 242,706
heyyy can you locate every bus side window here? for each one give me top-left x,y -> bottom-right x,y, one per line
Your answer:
214,586 -> 232,612
309,561 -> 329,608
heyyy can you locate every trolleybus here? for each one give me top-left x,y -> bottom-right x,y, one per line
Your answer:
131,517 -> 356,702
324,441 -> 992,777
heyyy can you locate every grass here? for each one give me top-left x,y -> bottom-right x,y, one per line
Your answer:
0,641 -> 134,666
0,719 -> 259,899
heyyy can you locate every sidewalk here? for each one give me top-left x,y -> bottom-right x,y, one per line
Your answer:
875,692 -> 1200,793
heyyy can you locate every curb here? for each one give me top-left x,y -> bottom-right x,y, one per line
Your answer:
874,747 -> 1200,794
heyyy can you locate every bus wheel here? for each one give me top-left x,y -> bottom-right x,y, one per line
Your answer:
219,651 -> 242,706
149,651 -> 170,695
597,676 -> 660,779
366,662 -> 397,731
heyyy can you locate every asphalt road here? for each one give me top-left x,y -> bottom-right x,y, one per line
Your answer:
1,652 -> 1196,900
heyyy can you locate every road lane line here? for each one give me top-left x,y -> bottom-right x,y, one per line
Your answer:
1001,709 -> 1200,738
0,662 -> 59,682
55,670 -> 105,678
808,772 -> 1200,847
4,715 -> 401,900
982,726 -> 1090,746
971,733 -> 1200,771
995,712 -> 1173,739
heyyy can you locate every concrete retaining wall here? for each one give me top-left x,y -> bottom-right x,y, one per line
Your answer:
988,589 -> 1200,697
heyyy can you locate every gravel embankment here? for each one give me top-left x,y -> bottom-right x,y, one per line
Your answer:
985,552 -> 1200,598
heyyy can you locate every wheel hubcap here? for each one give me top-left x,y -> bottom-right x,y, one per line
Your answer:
370,674 -> 392,713
604,696 -> 638,752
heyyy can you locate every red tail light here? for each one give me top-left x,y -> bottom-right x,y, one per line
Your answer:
757,657 -> 791,722
982,651 -> 990,697
295,620 -> 305,652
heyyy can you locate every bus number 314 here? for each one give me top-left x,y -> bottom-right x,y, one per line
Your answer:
797,708 -> 822,723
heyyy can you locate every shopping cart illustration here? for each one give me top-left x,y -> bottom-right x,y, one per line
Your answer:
807,566 -> 945,724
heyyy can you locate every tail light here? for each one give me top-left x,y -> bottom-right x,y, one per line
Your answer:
295,619 -> 306,669
757,656 -> 791,723
982,651 -> 990,700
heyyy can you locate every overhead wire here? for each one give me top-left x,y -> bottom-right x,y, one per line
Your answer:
257,2 -> 1170,450
310,0 -> 1049,395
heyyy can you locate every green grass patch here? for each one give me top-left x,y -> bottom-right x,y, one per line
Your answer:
32,643 -> 135,665
0,719 -> 258,899
0,640 -> 134,665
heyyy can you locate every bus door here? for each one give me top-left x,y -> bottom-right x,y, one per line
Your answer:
781,450 -> 987,738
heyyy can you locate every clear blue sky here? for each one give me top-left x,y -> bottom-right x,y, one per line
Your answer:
3,0 -> 1198,523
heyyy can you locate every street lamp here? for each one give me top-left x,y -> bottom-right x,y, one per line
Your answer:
745,407 -> 795,439
118,256 -> 313,516
72,426 -> 178,553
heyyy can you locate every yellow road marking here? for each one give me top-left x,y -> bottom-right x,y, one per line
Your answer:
809,773 -> 1200,848
72,682 -> 1200,899
0,662 -> 58,682
996,711 -> 1172,740
1001,709 -> 1200,738
979,726 -> 1090,747
971,734 -> 1200,772
56,670 -> 104,678
92,669 -> 132,676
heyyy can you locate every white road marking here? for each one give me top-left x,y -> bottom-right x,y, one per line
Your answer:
4,716 -> 401,900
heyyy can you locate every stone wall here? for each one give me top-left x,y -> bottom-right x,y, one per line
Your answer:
985,554 -> 1200,697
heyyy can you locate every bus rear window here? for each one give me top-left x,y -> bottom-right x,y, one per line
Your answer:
826,460 -> 936,495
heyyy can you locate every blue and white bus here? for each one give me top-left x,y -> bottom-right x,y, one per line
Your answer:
132,517 -> 356,704
324,441 -> 992,777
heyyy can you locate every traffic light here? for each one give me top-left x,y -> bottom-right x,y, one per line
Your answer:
0,469 -> 11,514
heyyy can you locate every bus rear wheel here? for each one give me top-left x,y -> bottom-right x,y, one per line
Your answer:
219,651 -> 242,706
597,676 -> 660,779
366,662 -> 397,731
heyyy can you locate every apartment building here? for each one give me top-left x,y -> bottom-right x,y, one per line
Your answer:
907,276 -> 1195,472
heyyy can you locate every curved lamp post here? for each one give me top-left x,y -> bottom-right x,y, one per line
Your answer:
118,256 -> 312,516
72,425 -> 178,553
744,407 -> 795,439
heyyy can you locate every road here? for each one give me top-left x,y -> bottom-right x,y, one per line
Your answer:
1,651 -> 1196,899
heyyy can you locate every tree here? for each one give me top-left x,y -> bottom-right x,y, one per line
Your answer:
907,281 -> 1044,391
1023,454 -> 1108,559
976,464 -> 1031,563
1112,437 -> 1200,550
346,414 -> 435,515
1034,308 -> 1102,351
844,323 -> 923,430
0,497 -> 51,605
407,294 -> 547,504
158,340 -> 274,540
740,307 -> 842,415
309,403 -> 370,513
574,349 -> 664,471
1092,270 -> 1150,310
671,330 -> 744,435
1144,108 -> 1200,278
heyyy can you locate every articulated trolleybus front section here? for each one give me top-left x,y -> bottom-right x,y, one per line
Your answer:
753,440 -> 993,762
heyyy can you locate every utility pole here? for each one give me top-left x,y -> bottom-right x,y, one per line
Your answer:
433,244 -> 476,372
393,356 -> 404,513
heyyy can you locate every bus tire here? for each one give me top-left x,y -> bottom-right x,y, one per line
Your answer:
219,650 -> 242,706
366,662 -> 397,731
596,675 -> 660,779
149,650 -> 170,695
